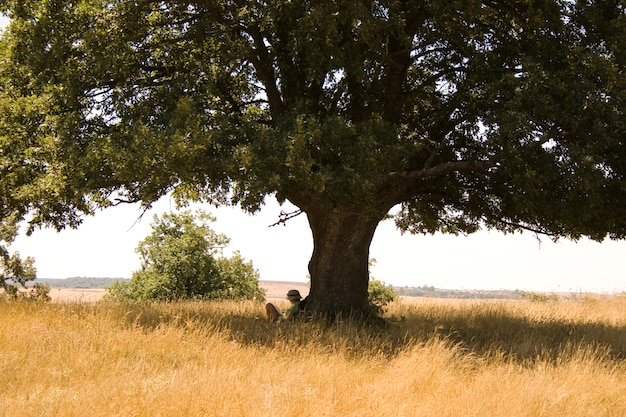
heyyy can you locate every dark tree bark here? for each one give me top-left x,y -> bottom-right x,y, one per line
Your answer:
304,205 -> 386,318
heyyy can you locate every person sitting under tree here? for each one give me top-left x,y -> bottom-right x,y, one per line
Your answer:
265,289 -> 304,322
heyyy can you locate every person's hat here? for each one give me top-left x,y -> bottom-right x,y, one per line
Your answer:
286,289 -> 302,300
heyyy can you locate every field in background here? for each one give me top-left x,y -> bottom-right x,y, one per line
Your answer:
2,296 -> 625,417
45,280 -> 310,303
38,277 -> 623,302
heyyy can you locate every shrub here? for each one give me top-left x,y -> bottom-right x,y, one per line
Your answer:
106,210 -> 265,302
366,259 -> 398,315
368,278 -> 398,315
213,251 -> 266,300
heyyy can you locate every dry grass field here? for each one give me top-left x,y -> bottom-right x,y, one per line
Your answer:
45,280 -> 309,303
1,294 -> 625,417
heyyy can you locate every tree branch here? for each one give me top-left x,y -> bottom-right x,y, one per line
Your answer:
372,159 -> 493,214
268,209 -> 303,227
391,160 -> 491,181
492,219 -> 562,241
244,24 -> 285,119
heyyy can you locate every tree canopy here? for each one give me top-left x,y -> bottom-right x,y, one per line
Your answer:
0,1 -> 624,316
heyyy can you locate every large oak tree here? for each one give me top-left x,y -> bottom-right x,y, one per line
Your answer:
1,1 -> 625,316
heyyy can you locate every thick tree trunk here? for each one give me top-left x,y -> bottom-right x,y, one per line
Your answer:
304,206 -> 385,319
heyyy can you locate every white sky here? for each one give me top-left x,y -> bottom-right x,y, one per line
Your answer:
10,197 -> 626,293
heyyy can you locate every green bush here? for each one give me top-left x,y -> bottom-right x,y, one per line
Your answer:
106,210 -> 265,302
367,259 -> 398,315
213,251 -> 265,300
368,278 -> 398,315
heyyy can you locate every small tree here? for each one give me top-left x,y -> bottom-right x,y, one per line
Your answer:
106,210 -> 265,302
0,246 -> 38,299
1,218 -> 47,300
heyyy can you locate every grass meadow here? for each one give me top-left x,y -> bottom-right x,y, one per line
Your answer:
1,296 -> 625,417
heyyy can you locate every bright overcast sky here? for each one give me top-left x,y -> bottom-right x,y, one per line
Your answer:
10,197 -> 626,293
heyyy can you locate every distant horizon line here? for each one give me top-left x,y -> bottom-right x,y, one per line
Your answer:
32,277 -> 624,295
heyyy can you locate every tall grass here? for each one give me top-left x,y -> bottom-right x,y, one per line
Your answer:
1,296 -> 625,416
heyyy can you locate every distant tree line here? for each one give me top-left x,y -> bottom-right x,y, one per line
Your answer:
35,277 -> 130,289
394,286 -> 527,300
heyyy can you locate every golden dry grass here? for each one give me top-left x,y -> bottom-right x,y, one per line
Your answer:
1,296 -> 625,417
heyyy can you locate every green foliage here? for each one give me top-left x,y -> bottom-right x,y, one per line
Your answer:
213,251 -> 266,300
26,282 -> 51,302
0,208 -> 43,299
368,278 -> 398,315
367,259 -> 398,314
1,1 -> 624,239
106,211 -> 265,302
0,245 -> 46,300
